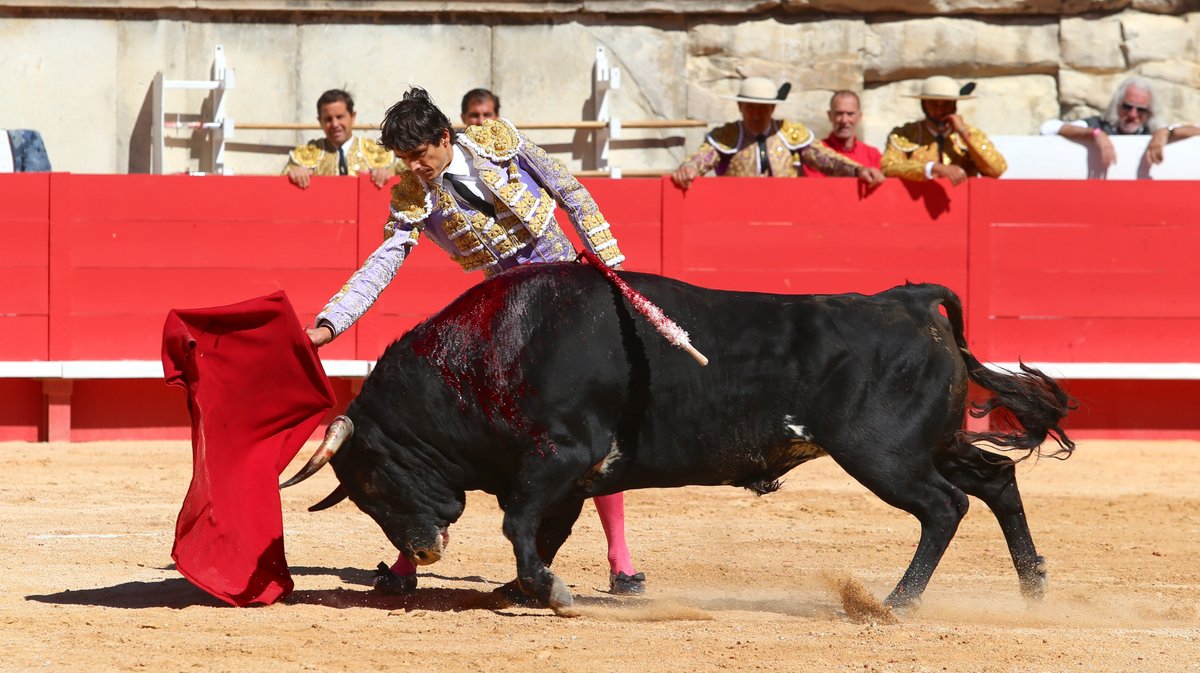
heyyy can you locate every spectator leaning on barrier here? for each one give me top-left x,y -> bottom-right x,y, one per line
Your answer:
306,86 -> 648,599
804,90 -> 885,187
1039,76 -> 1200,168
1,129 -> 51,172
671,77 -> 876,189
283,89 -> 402,190
881,76 -> 1006,185
461,88 -> 500,126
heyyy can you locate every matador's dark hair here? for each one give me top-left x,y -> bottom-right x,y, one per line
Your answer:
316,89 -> 355,116
379,87 -> 455,153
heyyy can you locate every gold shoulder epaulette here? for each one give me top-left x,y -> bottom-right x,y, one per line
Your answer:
706,121 -> 741,153
289,143 -> 323,168
887,122 -> 924,152
389,171 -> 432,224
359,138 -> 397,169
459,118 -> 523,162
778,120 -> 813,149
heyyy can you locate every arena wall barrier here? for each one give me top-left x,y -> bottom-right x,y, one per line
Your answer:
1,174 -> 1197,441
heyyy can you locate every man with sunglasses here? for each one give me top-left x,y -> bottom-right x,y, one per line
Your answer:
1040,76 -> 1198,168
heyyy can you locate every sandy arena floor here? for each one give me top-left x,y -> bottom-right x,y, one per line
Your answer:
1,438 -> 1197,672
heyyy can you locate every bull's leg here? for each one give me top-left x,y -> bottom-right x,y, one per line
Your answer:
494,496 -> 586,608
830,447 -> 969,610
536,496 -> 586,567
498,453 -> 596,612
936,444 -> 1047,600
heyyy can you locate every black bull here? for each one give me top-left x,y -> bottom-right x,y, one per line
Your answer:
283,263 -> 1074,613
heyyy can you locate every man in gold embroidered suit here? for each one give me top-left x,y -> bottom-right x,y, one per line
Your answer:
306,87 -> 645,598
672,77 -> 883,189
284,89 -> 402,190
881,76 -> 1007,185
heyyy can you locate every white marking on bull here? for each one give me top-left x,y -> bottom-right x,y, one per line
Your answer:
784,415 -> 814,442
596,438 -> 622,475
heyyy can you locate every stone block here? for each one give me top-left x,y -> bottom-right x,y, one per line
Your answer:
494,22 -> 690,171
687,17 -> 864,126
783,0 -> 1066,13
865,17 -> 1059,82
1121,12 -> 1192,66
1061,15 -> 1126,72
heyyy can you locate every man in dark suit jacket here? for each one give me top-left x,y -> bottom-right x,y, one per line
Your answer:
3,129 -> 51,172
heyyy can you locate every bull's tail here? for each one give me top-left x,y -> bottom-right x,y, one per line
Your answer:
935,287 -> 1076,460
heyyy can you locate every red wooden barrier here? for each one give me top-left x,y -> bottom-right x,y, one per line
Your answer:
2,173 -> 1198,441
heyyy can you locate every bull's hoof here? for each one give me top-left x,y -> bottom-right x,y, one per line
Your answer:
1020,555 -> 1049,601
882,590 -> 921,615
372,562 -> 417,594
494,579 -> 541,607
609,571 -> 646,596
548,575 -> 574,613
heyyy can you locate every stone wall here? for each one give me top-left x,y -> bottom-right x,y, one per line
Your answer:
0,1 -> 1196,175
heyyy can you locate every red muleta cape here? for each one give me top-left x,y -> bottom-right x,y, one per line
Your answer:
162,291 -> 335,606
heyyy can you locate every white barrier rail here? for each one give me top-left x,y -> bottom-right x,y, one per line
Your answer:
993,135 -> 1200,180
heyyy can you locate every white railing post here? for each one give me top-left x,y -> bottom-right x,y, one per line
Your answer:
151,44 -> 236,175
591,46 -> 622,178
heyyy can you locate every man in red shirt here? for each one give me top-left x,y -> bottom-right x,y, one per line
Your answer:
806,90 -> 884,186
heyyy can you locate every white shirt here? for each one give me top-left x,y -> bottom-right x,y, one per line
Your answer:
435,144 -> 494,208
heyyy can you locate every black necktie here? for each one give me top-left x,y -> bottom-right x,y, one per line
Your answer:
445,174 -> 496,218
935,134 -> 946,163
756,134 -> 771,175
337,147 -> 348,176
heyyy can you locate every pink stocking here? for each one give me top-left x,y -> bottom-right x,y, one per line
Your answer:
593,492 -> 636,575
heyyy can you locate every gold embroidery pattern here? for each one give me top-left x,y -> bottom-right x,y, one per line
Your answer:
460,118 -> 523,162
389,172 -> 433,223
707,122 -> 741,153
289,144 -> 323,169
496,180 -> 529,209
455,249 -> 497,273
595,245 -> 624,264
526,190 -> 555,237
778,121 -> 814,149
511,227 -> 533,247
360,139 -> 397,169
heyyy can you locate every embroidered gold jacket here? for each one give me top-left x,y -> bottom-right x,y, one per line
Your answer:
678,120 -> 863,178
316,118 -> 625,337
880,120 -> 1007,181
282,135 -> 401,176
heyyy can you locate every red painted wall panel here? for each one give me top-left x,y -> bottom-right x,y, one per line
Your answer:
662,177 -> 969,297
2,173 -> 1199,440
1,174 -> 50,361
969,180 -> 1200,362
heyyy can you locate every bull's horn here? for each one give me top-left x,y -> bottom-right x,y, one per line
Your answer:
280,415 -> 354,489
308,485 -> 348,512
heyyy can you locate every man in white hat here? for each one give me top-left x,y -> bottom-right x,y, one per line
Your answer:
880,76 -> 1006,185
672,77 -> 874,189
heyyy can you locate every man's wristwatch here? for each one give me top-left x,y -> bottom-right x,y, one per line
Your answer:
1167,124 -> 1179,139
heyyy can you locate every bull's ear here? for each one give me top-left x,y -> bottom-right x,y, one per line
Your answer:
308,485 -> 348,512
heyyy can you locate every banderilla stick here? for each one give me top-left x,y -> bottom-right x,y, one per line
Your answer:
578,251 -> 709,366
